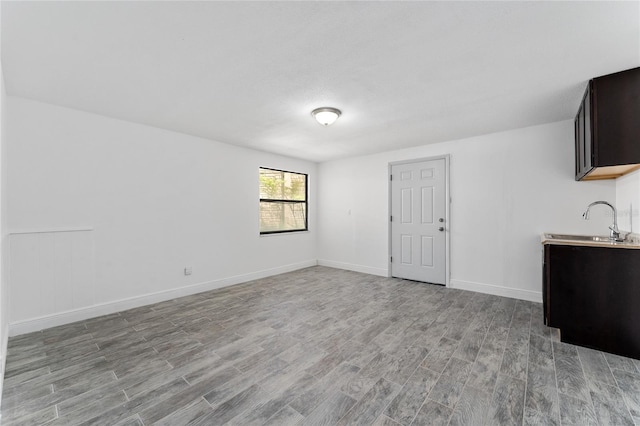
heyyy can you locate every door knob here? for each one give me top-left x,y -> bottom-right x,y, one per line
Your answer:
438,227 -> 444,232
439,218 -> 444,222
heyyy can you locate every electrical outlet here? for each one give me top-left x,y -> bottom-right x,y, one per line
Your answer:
184,266 -> 192,276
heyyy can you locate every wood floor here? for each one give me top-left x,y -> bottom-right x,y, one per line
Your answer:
2,266 -> 640,425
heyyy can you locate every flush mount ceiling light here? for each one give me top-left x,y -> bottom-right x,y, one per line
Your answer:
311,107 -> 341,126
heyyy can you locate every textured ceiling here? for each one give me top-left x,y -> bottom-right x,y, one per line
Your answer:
2,1 -> 639,162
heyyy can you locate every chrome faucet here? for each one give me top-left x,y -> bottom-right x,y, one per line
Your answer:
582,201 -> 621,241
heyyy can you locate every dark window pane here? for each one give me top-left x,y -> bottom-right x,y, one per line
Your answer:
289,173 -> 306,200
259,168 -> 306,201
260,202 -> 307,233
260,169 -> 285,199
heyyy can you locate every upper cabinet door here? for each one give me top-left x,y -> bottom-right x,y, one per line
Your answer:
575,84 -> 592,180
576,67 -> 640,181
592,67 -> 640,166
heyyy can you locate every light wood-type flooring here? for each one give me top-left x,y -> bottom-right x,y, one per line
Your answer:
2,266 -> 640,425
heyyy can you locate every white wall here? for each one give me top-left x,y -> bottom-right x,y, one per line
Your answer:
6,97 -> 317,335
0,26 -> 8,408
318,120 -> 616,302
616,169 -> 640,233
6,94 -> 630,334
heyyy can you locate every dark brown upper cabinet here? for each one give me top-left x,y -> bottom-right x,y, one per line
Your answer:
575,67 -> 640,181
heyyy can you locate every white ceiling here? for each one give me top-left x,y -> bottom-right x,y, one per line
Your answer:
2,1 -> 639,163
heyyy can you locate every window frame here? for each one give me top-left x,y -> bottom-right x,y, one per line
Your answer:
259,167 -> 309,235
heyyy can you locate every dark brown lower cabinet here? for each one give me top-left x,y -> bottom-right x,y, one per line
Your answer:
543,243 -> 640,360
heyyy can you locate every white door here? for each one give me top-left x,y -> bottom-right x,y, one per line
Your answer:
391,158 -> 447,284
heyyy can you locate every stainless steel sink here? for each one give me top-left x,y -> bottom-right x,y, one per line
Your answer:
544,233 -> 617,243
543,233 -> 640,247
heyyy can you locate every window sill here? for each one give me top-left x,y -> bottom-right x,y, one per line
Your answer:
259,230 -> 310,237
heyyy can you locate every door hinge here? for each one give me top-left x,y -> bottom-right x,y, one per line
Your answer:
390,216 -> 393,222
390,175 -> 393,181
390,256 -> 393,263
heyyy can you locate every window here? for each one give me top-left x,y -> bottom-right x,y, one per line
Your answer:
259,167 -> 308,234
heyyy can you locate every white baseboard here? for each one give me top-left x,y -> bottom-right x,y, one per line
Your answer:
8,260 -> 317,337
8,261 -> 543,336
317,259 -> 388,277
450,279 -> 542,303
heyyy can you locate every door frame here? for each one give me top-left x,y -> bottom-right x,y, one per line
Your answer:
388,155 -> 451,286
